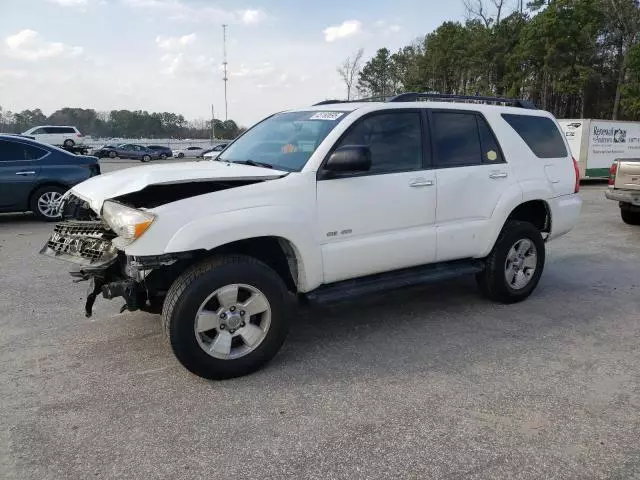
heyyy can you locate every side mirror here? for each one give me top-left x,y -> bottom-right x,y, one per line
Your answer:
324,145 -> 371,175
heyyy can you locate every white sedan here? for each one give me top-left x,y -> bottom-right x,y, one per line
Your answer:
172,146 -> 205,158
203,143 -> 229,160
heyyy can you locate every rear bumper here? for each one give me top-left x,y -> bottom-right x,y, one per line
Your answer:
605,189 -> 640,206
548,193 -> 582,241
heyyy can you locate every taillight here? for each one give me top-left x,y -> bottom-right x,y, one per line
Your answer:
609,161 -> 617,186
77,133 -> 83,137
572,157 -> 580,193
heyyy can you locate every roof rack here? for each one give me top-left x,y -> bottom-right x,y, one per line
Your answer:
312,96 -> 392,106
389,92 -> 537,109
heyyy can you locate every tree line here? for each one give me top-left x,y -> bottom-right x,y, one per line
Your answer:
0,106 -> 243,140
340,0 -> 640,120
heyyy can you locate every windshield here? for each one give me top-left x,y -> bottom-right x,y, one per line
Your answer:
218,110 -> 350,171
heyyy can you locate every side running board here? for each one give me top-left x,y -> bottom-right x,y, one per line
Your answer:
304,259 -> 485,305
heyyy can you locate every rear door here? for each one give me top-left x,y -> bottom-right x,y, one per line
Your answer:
430,110 -> 515,262
0,139 -> 46,210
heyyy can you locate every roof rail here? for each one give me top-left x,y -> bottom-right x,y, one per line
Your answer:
388,92 -> 537,109
312,96 -> 391,106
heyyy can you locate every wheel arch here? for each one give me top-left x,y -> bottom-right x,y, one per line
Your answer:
207,236 -> 303,293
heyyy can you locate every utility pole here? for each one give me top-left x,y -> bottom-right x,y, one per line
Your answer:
222,24 -> 229,121
211,104 -> 215,141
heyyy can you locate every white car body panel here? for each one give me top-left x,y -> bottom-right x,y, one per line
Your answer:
70,161 -> 287,213
317,170 -> 437,284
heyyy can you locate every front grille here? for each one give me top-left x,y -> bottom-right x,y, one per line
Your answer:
43,220 -> 117,265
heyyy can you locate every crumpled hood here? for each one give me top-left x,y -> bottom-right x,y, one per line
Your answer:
70,161 -> 287,213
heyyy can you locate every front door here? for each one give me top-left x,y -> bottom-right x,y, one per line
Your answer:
316,110 -> 437,284
429,110 -> 515,261
0,139 -> 45,210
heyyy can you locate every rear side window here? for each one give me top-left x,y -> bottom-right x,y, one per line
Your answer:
432,112 -> 482,167
0,140 -> 47,161
478,116 -> 504,163
502,114 -> 567,158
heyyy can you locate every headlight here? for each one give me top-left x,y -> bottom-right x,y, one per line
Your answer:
102,201 -> 155,244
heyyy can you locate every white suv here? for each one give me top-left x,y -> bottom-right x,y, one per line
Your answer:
22,125 -> 84,148
41,94 -> 582,380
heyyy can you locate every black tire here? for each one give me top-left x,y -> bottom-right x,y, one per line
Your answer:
63,139 -> 75,148
30,185 -> 66,221
621,208 -> 640,225
162,255 -> 291,380
160,153 -> 167,160
108,150 -> 116,159
476,220 -> 545,304
177,152 -> 185,158
141,155 -> 151,162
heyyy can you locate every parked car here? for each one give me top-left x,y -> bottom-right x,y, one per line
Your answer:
21,125 -> 84,148
202,143 -> 229,160
41,93 -> 582,379
93,143 -> 160,162
147,145 -> 173,159
0,134 -> 100,220
172,146 -> 205,158
605,158 -> 640,224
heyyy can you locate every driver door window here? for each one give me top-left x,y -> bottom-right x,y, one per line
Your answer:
333,111 -> 423,175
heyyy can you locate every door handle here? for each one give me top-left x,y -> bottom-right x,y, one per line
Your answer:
489,172 -> 508,179
15,171 -> 36,176
409,179 -> 434,187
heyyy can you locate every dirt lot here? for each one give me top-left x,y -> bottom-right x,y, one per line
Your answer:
0,179 -> 639,479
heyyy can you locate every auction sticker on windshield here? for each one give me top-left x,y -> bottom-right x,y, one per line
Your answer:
310,112 -> 344,121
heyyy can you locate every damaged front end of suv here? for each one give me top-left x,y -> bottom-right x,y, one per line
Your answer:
40,172 -> 284,318
40,192 -> 190,317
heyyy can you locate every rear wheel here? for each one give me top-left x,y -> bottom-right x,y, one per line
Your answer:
141,155 -> 151,162
30,185 -> 65,221
177,152 -> 185,158
162,255 -> 291,380
476,220 -> 545,304
63,139 -> 75,148
160,153 -> 167,160
621,207 -> 640,225
108,151 -> 116,159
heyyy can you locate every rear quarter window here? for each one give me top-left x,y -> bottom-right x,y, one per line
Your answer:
502,114 -> 567,158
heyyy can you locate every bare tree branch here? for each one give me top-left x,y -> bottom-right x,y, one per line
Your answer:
463,0 -> 492,27
337,48 -> 365,100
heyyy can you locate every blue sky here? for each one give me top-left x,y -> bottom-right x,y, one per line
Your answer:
0,0 -> 466,126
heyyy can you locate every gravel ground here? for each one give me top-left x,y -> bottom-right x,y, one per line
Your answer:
0,180 -> 639,480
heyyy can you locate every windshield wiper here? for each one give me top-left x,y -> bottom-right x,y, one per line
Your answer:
231,159 -> 273,169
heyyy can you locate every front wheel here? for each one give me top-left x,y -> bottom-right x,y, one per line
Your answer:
160,153 -> 167,160
141,155 -> 151,162
162,255 -> 291,380
177,152 -> 185,158
476,220 -> 545,304
621,207 -> 640,225
108,151 -> 116,159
